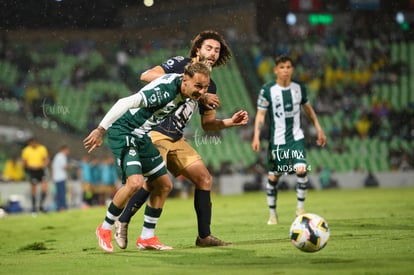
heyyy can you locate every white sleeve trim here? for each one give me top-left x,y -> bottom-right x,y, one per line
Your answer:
99,92 -> 145,130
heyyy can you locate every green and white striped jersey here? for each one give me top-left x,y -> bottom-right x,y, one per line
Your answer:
257,80 -> 308,145
107,73 -> 193,140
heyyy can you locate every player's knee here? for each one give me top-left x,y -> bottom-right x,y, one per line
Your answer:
126,176 -> 144,193
194,172 -> 212,190
158,180 -> 173,194
268,174 -> 280,183
296,172 -> 308,190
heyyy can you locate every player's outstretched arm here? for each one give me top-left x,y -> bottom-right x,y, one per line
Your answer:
140,65 -> 165,83
84,93 -> 145,153
99,93 -> 145,130
201,110 -> 248,131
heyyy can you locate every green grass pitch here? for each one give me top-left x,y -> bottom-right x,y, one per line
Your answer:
0,187 -> 413,274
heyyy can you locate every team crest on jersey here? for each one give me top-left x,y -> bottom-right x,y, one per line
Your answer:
129,149 -> 137,156
274,95 -> 281,102
294,89 -> 300,100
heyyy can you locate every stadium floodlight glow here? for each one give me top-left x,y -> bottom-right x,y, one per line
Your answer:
396,12 -> 405,24
143,0 -> 154,7
286,12 -> 297,26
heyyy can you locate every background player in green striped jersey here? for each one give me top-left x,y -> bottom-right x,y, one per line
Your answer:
251,54 -> 326,225
83,62 -> 211,252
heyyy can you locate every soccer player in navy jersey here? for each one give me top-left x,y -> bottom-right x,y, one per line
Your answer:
252,55 -> 326,225
114,30 -> 249,248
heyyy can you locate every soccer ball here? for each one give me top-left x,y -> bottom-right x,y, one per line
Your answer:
289,213 -> 330,252
0,208 -> 7,219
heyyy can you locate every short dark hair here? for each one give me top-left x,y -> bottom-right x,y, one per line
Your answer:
60,144 -> 69,150
274,54 -> 293,66
189,30 -> 231,67
26,137 -> 36,144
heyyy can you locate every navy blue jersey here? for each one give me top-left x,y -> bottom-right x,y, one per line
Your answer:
154,56 -> 217,141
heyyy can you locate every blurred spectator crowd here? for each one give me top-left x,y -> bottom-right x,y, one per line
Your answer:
251,13 -> 413,172
0,12 -> 413,176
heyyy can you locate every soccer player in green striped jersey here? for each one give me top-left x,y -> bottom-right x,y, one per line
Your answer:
251,54 -> 327,225
83,62 -> 211,252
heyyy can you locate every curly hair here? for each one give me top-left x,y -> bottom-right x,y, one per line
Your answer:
189,30 -> 231,67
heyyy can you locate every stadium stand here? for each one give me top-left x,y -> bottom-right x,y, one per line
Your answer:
249,27 -> 414,173
1,14 -> 413,175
